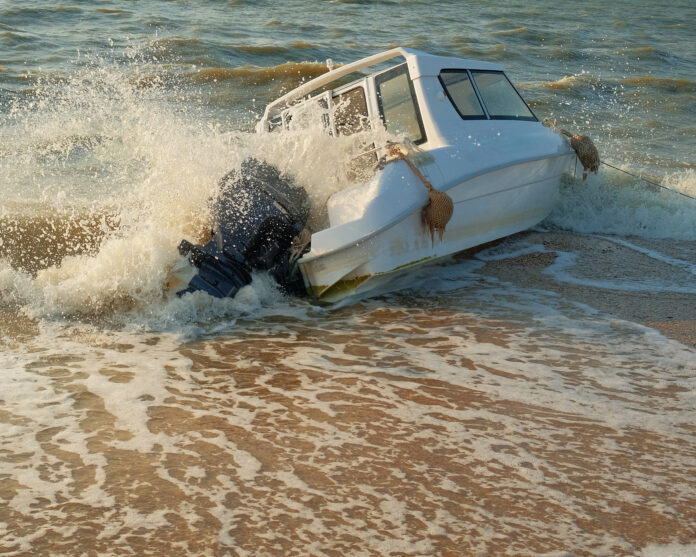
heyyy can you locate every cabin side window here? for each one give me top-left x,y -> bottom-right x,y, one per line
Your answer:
470,71 -> 536,121
333,87 -> 370,136
375,64 -> 426,144
279,91 -> 333,133
438,70 -> 486,119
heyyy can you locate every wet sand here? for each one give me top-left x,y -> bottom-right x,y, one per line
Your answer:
4,350 -> 695,556
2,257 -> 695,556
475,231 -> 696,348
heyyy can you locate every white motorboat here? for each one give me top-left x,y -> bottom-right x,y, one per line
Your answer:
258,47 -> 574,301
177,48 -> 577,302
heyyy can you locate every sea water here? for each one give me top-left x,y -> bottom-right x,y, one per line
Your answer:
1,1 -> 695,555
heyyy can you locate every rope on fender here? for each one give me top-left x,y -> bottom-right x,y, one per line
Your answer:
560,129 -> 600,181
382,141 -> 454,242
543,119 -> 599,181
289,227 -> 312,266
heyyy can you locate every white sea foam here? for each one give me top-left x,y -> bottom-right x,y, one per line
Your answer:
597,234 -> 696,276
0,259 -> 34,306
545,169 -> 696,240
475,232 -> 696,296
544,250 -> 696,294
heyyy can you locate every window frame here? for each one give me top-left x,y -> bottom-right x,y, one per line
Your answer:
374,63 -> 427,145
470,70 -> 537,122
438,69 -> 487,121
439,68 -> 538,122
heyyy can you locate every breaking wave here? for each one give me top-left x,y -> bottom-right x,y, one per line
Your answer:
491,26 -> 528,36
622,76 -> 696,92
181,62 -> 330,86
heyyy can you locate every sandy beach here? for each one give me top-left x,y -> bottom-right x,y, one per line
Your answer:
476,231 -> 696,348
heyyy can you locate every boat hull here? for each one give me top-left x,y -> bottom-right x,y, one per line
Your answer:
299,152 -> 573,302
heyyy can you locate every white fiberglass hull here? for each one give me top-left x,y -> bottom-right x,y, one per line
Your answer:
299,152 -> 573,302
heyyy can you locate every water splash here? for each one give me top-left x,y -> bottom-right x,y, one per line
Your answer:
1,49 -> 694,324
0,55 -> 388,322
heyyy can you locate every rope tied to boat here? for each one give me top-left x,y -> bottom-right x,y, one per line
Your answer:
543,119 -> 600,180
384,141 -> 454,242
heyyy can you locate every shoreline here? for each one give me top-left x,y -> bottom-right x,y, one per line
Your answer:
474,231 -> 696,348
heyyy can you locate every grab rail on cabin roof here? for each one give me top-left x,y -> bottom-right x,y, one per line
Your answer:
259,47 -> 412,127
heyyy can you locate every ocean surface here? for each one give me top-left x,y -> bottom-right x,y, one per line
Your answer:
1,1 -> 695,555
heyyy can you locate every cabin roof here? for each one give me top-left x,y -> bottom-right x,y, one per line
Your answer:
260,47 -> 504,124
402,48 -> 504,77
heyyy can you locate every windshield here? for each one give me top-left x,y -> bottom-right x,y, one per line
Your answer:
439,69 -> 536,121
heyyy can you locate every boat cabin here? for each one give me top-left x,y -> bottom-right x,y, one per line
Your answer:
257,47 -> 538,151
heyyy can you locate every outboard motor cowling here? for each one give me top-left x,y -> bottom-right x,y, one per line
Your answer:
177,158 -> 310,299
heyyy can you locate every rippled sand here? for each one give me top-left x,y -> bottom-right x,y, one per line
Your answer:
478,231 -> 696,348
2,231 -> 695,556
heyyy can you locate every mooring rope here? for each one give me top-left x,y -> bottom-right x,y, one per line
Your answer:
600,161 -> 696,201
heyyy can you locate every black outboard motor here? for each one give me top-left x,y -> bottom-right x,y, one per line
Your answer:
177,158 -> 310,298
